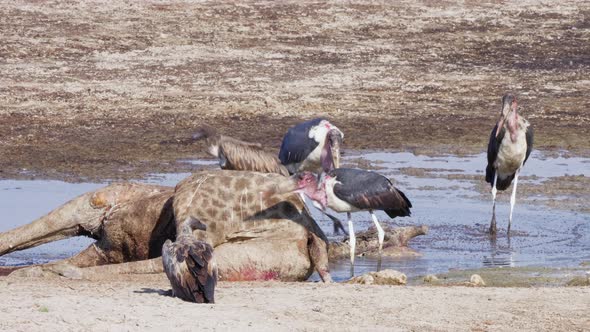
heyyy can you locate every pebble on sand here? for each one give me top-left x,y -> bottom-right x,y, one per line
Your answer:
423,274 -> 439,283
347,269 -> 407,285
470,274 -> 486,286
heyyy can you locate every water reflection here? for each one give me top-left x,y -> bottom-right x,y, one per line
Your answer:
483,236 -> 515,267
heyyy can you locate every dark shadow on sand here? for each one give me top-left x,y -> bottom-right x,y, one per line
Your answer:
134,288 -> 173,297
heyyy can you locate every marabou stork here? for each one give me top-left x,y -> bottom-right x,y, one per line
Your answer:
192,125 -> 289,176
290,168 -> 412,274
278,118 -> 347,234
162,217 -> 217,303
486,93 -> 534,236
279,118 -> 343,175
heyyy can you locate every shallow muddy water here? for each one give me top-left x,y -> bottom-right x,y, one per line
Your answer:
1,152 -> 588,282
314,150 -> 590,281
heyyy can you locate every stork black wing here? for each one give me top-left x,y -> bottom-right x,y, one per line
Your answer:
485,124 -> 504,185
278,118 -> 324,172
524,124 -> 534,165
331,168 -> 412,218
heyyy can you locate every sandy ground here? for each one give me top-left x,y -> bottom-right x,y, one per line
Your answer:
0,275 -> 588,331
1,0 -> 589,181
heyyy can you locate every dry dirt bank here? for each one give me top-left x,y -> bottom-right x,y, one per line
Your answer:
0,0 -> 589,181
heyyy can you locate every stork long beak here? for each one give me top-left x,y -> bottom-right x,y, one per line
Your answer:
495,116 -> 505,137
330,142 -> 340,168
323,129 -> 342,171
496,96 -> 517,137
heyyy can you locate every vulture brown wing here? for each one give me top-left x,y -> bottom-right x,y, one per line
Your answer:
162,240 -> 197,302
219,140 -> 289,176
186,240 -> 216,304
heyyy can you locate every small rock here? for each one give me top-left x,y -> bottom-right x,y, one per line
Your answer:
423,274 -> 439,283
347,274 -> 375,285
371,270 -> 407,285
470,274 -> 486,286
566,272 -> 590,287
346,269 -> 406,285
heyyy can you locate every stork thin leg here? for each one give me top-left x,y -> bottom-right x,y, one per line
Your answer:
489,172 -> 498,236
347,212 -> 356,277
370,211 -> 385,253
370,211 -> 385,272
508,168 -> 521,235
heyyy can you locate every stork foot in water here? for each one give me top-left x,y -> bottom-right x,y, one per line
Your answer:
370,211 -> 385,271
347,212 -> 355,277
489,172 -> 498,236
489,215 -> 497,237
508,167 -> 521,235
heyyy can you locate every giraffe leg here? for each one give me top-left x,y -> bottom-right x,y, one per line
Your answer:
489,172 -> 498,236
308,231 -> 333,283
347,212 -> 356,277
508,168 -> 521,235
0,192 -> 103,256
7,243 -> 112,278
